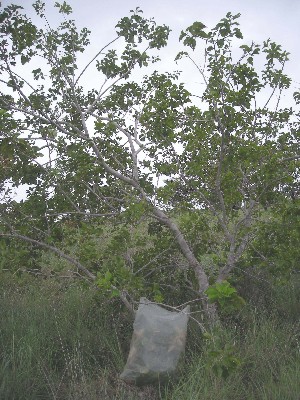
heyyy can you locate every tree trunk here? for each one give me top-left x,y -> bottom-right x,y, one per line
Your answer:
152,207 -> 218,325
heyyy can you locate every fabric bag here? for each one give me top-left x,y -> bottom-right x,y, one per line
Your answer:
120,297 -> 190,385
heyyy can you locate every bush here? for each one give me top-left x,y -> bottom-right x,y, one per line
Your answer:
1,272 -> 299,399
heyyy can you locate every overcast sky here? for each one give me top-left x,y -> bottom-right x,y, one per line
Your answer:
2,0 -> 299,84
1,0 -> 299,200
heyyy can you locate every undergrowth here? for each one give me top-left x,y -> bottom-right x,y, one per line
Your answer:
0,272 -> 299,399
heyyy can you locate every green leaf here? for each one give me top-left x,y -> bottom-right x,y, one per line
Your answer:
111,288 -> 120,297
105,271 -> 112,281
54,1 -> 72,15
187,21 -> 207,36
183,36 -> 197,50
175,51 -> 188,61
21,55 -> 29,65
234,28 -> 243,39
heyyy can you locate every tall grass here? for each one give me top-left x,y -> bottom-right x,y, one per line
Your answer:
0,275 -> 143,399
168,316 -> 300,400
1,273 -> 299,399
168,279 -> 300,400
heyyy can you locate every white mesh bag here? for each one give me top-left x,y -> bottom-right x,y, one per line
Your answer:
120,298 -> 190,385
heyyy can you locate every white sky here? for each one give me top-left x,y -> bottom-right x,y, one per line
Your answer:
1,0 -> 299,200
2,0 -> 299,83
1,0 -> 299,105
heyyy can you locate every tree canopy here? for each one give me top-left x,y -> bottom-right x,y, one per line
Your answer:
0,2 -> 299,324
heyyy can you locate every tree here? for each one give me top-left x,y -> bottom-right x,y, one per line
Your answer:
0,2 -> 299,324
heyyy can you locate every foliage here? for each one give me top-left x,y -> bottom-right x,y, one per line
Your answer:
0,2 -> 299,322
205,343 -> 241,379
1,272 -> 300,399
248,200 -> 300,280
0,273 -> 139,399
206,280 -> 246,313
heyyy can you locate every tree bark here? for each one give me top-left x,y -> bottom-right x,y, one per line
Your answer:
151,207 -> 218,325
0,232 -> 137,316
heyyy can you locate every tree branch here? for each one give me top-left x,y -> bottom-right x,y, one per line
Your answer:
75,36 -> 120,85
0,232 -> 96,280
